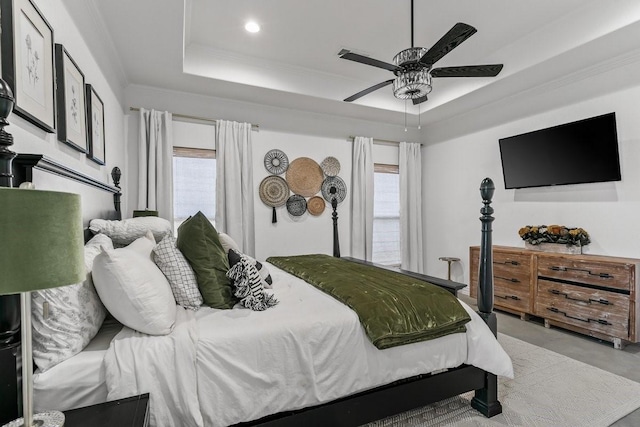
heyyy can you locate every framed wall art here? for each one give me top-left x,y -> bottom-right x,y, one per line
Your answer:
0,0 -> 56,133
85,84 -> 105,165
55,44 -> 87,152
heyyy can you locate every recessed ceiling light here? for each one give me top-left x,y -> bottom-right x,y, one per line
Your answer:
245,21 -> 260,33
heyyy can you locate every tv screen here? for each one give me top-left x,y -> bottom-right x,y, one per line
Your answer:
499,112 -> 621,189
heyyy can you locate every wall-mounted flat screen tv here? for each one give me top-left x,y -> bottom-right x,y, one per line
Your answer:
499,112 -> 621,189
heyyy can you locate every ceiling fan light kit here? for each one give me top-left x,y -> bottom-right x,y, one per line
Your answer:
339,0 -> 503,104
393,68 -> 432,100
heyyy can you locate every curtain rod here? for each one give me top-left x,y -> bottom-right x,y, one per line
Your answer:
347,136 -> 423,146
129,107 -> 259,131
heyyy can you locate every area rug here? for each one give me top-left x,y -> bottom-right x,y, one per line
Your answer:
365,334 -> 640,427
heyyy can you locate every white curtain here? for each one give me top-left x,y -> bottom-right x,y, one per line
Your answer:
350,136 -> 374,260
137,108 -> 173,221
399,141 -> 424,273
215,120 -> 255,256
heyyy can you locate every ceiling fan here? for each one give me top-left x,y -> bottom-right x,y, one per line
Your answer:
339,0 -> 504,105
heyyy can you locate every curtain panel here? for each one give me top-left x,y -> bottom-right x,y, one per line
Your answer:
350,136 -> 374,261
399,141 -> 424,273
137,108 -> 174,222
215,120 -> 255,256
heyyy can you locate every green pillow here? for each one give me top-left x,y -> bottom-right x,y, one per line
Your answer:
176,212 -> 236,309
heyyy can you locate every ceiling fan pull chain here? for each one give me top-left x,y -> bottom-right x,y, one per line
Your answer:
404,100 -> 408,132
418,104 -> 421,130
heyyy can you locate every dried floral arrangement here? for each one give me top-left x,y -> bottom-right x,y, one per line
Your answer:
518,225 -> 590,247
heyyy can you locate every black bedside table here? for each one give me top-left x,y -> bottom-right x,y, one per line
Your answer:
63,393 -> 150,427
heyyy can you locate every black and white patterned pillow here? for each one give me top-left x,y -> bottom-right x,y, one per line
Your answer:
228,250 -> 273,288
226,252 -> 278,311
153,235 -> 203,310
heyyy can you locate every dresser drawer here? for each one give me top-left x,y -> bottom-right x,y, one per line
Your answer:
536,279 -> 630,339
494,252 -> 530,282
494,282 -> 530,312
469,248 -> 531,298
537,257 -> 631,291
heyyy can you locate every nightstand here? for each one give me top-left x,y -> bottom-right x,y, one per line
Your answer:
63,393 -> 149,427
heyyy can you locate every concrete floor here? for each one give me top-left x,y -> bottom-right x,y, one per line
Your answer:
459,295 -> 640,427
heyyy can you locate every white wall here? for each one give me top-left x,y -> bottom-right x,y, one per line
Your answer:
9,0 -> 126,207
422,85 -> 640,290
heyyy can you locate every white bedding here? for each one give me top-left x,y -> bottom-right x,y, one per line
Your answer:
104,263 -> 513,427
33,318 -> 123,412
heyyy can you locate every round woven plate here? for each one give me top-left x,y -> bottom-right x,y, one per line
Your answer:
259,175 -> 289,207
320,156 -> 341,177
264,149 -> 289,175
307,196 -> 326,216
286,194 -> 307,216
321,176 -> 347,204
286,157 -> 324,197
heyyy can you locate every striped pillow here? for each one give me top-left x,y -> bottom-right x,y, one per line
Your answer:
228,250 -> 273,288
226,252 -> 278,311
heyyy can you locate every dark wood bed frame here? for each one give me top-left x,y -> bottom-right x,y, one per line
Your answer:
0,152 -> 501,426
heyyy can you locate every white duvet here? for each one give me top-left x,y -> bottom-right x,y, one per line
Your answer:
104,263 -> 513,427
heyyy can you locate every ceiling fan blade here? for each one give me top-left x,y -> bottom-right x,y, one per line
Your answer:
339,49 -> 401,73
412,94 -> 428,105
344,79 -> 394,102
431,64 -> 503,78
419,23 -> 477,67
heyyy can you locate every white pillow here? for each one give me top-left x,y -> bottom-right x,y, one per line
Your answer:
92,234 -> 177,335
31,233 -> 112,372
153,235 -> 203,310
218,232 -> 240,254
89,217 -> 172,245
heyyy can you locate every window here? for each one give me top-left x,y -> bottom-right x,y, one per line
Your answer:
173,147 -> 216,232
372,164 -> 400,266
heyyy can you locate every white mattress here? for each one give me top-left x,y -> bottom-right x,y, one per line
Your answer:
103,263 -> 513,427
33,318 -> 122,412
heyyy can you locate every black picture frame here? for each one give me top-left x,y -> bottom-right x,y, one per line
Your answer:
54,44 -> 87,152
85,84 -> 105,165
0,0 -> 56,133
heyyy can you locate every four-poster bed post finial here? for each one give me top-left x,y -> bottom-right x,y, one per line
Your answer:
111,167 -> 122,220
478,177 -> 496,329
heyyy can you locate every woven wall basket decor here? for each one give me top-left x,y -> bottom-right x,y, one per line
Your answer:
286,194 -> 307,216
285,157 -> 324,197
320,156 -> 341,177
321,176 -> 347,204
307,196 -> 326,216
259,175 -> 289,223
264,149 -> 289,175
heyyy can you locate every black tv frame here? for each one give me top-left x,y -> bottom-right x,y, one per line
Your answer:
498,112 -> 622,189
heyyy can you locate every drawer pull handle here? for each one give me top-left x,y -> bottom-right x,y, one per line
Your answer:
495,275 -> 520,283
548,289 -> 611,305
496,294 -> 520,301
546,307 -> 612,325
548,266 -> 613,279
495,260 -> 520,266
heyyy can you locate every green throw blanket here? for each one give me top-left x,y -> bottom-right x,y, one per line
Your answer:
267,254 -> 471,349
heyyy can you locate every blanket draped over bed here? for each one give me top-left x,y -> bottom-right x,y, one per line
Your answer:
266,254 -> 471,349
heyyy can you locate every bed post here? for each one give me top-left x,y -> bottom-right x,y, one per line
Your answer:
111,167 -> 122,220
332,198 -> 341,258
470,177 -> 502,417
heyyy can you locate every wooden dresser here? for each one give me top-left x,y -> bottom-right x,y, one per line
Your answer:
470,246 -> 640,349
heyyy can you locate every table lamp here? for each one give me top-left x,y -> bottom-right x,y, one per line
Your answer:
0,187 -> 84,427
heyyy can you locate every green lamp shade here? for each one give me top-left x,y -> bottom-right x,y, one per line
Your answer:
0,188 -> 85,295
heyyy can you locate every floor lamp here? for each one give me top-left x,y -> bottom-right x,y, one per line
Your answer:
0,188 -> 85,427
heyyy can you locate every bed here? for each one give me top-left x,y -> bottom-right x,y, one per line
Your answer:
2,153 -> 511,427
